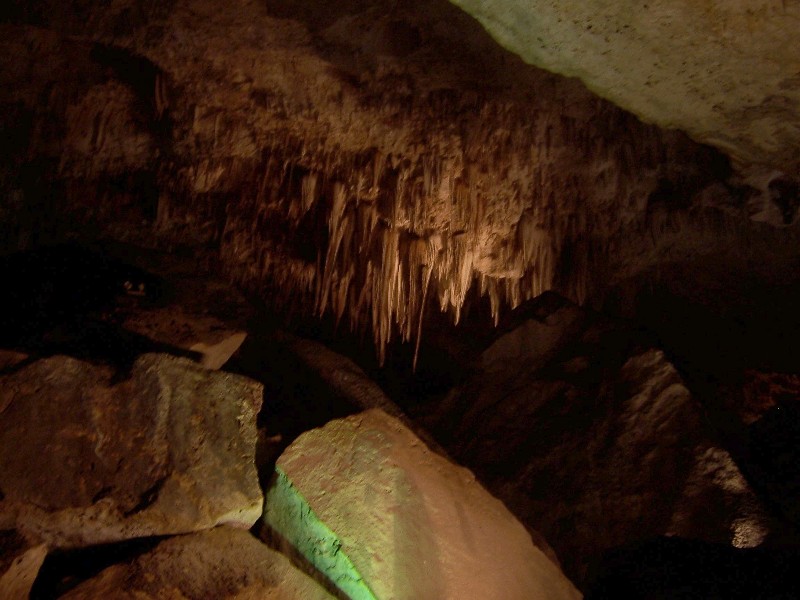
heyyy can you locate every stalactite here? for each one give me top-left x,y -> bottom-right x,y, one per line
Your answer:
172,69 -> 720,365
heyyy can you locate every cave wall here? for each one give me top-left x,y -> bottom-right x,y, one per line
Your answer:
450,0 -> 800,175
2,0 -> 799,360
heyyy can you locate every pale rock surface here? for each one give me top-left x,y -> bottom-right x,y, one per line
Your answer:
266,408 -> 581,600
191,332 -> 248,370
62,526 -> 334,600
451,0 -> 800,173
0,531 -> 47,600
0,354 -> 263,548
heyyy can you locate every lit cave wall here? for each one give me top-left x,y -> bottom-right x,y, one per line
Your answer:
1,0 -> 800,597
3,0 -> 798,361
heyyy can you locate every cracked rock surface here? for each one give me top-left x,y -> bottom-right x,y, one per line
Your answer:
0,353 -> 263,548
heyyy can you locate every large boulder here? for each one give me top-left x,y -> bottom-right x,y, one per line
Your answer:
229,330 -> 450,484
264,408 -> 581,600
0,353 -> 263,548
62,526 -> 334,599
0,531 -> 47,600
422,296 -> 773,586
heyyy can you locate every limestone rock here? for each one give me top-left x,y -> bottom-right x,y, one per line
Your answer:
190,332 -> 248,370
0,354 -> 263,548
62,526 -> 333,600
264,408 -> 581,600
0,531 -> 47,600
621,351 -> 769,549
451,0 -> 800,173
481,293 -> 586,375
424,296 -> 773,585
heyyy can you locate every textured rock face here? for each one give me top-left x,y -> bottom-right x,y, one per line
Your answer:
0,354 -> 263,548
422,295 -> 773,585
451,0 -> 800,175
62,527 -> 333,599
0,531 -> 47,600
3,0 -> 798,362
264,408 -> 581,600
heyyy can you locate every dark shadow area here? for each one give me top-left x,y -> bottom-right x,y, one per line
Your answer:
225,326 -> 366,489
30,536 -> 164,599
748,401 -> 800,525
0,241 -> 200,372
585,536 -> 800,600
605,268 -> 800,532
629,279 -> 800,376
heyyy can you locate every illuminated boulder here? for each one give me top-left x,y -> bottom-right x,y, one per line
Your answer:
264,408 -> 581,600
0,354 -> 263,548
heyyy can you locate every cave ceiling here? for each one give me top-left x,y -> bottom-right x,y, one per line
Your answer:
452,0 -> 800,177
1,0 -> 799,360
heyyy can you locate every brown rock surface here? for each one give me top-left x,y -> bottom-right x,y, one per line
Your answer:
0,531 -> 47,600
118,263 -> 253,370
266,408 -> 581,600
62,526 -> 333,600
0,353 -> 263,548
0,351 -> 29,373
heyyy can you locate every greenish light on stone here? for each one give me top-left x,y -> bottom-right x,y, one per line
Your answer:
264,468 -> 377,600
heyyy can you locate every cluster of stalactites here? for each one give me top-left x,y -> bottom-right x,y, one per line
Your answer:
219,143 -> 590,366
212,94 -> 671,364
